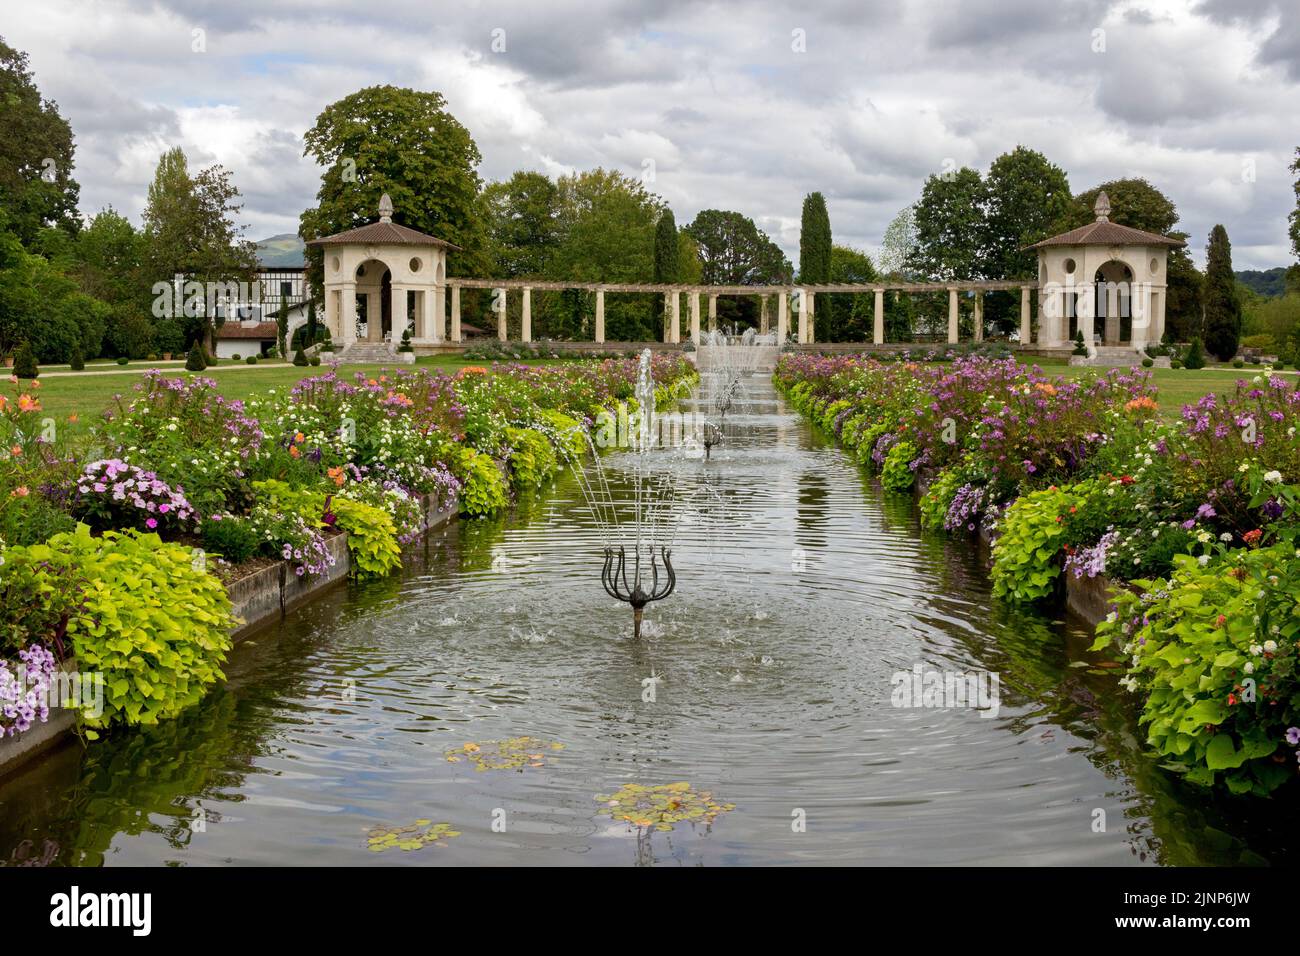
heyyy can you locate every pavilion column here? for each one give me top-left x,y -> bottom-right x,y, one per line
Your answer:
947,289 -> 959,344
708,294 -> 717,333
1105,283 -> 1120,344
759,296 -> 769,334
777,291 -> 789,342
416,289 -> 432,343
690,292 -> 701,342
521,287 -> 532,343
1078,285 -> 1096,353
450,286 -> 462,343
804,291 -> 815,343
1020,287 -> 1031,347
432,283 -> 445,343
366,292 -> 381,342
873,288 -> 884,345
667,291 -> 680,343
392,285 -> 409,346
797,290 -> 809,343
595,288 -> 605,343
341,283 -> 357,345
496,288 -> 507,341
1131,285 -> 1151,351
973,292 -> 984,343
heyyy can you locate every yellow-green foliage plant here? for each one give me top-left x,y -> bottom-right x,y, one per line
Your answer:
331,496 -> 402,577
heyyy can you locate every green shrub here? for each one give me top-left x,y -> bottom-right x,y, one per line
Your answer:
185,343 -> 206,371
991,481 -> 1108,602
331,496 -> 402,577
880,440 -> 918,493
1240,333 -> 1274,351
1094,545 -> 1300,795
12,342 -> 37,379
1141,358 -> 1154,368
199,514 -> 262,563
1071,329 -> 1087,356
919,467 -> 963,531
292,346 -> 308,367
231,353 -> 241,362
535,408 -> 586,462
504,425 -> 558,489
451,446 -> 509,517
309,356 -> 321,366
246,355 -> 257,365
69,343 -> 85,371
31,525 -> 235,734
1233,359 -> 1245,368
1171,359 -> 1184,369
1184,336 -> 1206,370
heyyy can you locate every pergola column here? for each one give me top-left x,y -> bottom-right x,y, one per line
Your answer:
873,288 -> 884,345
1020,287 -> 1031,346
973,292 -> 984,343
797,290 -> 809,343
708,294 -> 717,333
690,291 -> 701,341
391,285 -> 408,345
496,288 -> 507,341
341,283 -> 357,346
521,287 -> 532,343
804,291 -> 815,343
947,289 -> 959,344
432,282 -> 445,343
759,296 -> 769,334
450,286 -> 462,343
595,288 -> 605,343
668,291 -> 680,343
777,291 -> 789,342
417,289 -> 434,343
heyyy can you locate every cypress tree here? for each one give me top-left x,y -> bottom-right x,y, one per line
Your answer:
654,211 -> 679,337
799,193 -> 832,337
185,342 -> 206,371
12,342 -> 37,379
1202,224 -> 1242,361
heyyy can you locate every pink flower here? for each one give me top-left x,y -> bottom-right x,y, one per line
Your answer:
145,518 -> 158,529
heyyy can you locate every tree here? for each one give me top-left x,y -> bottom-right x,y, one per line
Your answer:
653,209 -> 679,337
0,37 -> 80,245
685,209 -> 791,330
1289,147 -> 1299,263
798,192 -> 832,283
1203,224 -> 1242,361
981,146 -> 1071,280
141,147 -> 257,350
299,85 -> 487,294
908,167 -> 987,280
878,205 -> 917,278
11,341 -> 36,378
825,245 -> 877,342
481,171 -> 559,277
185,342 -> 206,371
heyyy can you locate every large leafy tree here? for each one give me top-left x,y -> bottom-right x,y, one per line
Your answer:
684,209 -> 791,329
1203,224 -> 1242,360
0,37 -> 80,245
825,244 -> 877,342
878,205 -> 917,278
982,146 -> 1071,280
481,170 -> 559,278
298,85 -> 487,295
907,167 -> 987,281
548,168 -> 662,341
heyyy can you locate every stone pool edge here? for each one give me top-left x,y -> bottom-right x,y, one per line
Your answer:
0,491 -> 459,780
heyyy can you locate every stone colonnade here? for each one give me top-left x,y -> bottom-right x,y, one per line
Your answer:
425,279 -> 1038,346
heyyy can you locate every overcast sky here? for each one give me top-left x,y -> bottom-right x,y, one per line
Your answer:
6,0 -> 1299,269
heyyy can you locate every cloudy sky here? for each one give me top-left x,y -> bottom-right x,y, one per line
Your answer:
6,0 -> 1299,269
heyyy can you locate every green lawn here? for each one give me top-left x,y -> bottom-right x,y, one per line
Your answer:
18,355 -> 570,440
1019,359 -> 1290,417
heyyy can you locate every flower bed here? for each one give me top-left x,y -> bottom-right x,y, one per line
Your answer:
776,353 -> 1300,796
0,355 -> 698,750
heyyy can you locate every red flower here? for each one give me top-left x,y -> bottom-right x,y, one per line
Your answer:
1216,614 -> 1227,627
1243,529 -> 1263,547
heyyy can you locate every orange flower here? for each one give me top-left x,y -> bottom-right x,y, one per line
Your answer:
289,445 -> 301,458
327,466 -> 346,487
1125,396 -> 1159,413
67,413 -> 78,424
17,394 -> 40,412
10,485 -> 28,498
1033,382 -> 1058,396
367,378 -> 378,386
294,431 -> 306,444
456,366 -> 488,378
9,445 -> 20,458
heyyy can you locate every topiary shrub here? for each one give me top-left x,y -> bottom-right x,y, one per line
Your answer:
185,343 -> 206,371
246,355 -> 257,365
292,346 -> 308,367
12,341 -> 37,379
309,356 -> 321,366
116,356 -> 129,365
69,342 -> 85,371
1171,359 -> 1183,369
231,353 -> 241,362
1183,336 -> 1206,370
1141,358 -> 1154,368
1071,329 -> 1088,356
1233,359 -> 1244,368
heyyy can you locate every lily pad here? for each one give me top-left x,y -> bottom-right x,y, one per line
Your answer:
594,781 -> 736,832
445,736 -> 565,771
365,820 -> 462,853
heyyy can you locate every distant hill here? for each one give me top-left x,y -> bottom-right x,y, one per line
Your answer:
1237,267 -> 1291,298
254,233 -> 306,268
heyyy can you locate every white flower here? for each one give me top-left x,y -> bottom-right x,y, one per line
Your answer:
1239,463 -> 1251,473
1198,555 -> 1210,566
1197,531 -> 1212,544
1264,640 -> 1278,653
1244,662 -> 1255,675
1250,644 -> 1263,656
1264,470 -> 1283,484
1220,532 -> 1233,542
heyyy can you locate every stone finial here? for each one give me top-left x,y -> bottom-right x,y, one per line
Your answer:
378,193 -> 394,223
1094,191 -> 1111,223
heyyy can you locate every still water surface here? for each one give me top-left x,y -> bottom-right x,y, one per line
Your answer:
0,378 -> 1289,866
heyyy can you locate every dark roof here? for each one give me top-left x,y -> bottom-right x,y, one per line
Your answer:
306,220 -> 462,251
1028,220 -> 1186,249
217,322 -> 279,340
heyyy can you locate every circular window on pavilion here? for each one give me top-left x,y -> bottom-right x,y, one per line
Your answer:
409,257 -> 422,273
1063,257 -> 1076,275
331,256 -> 340,273
1150,257 -> 1159,275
